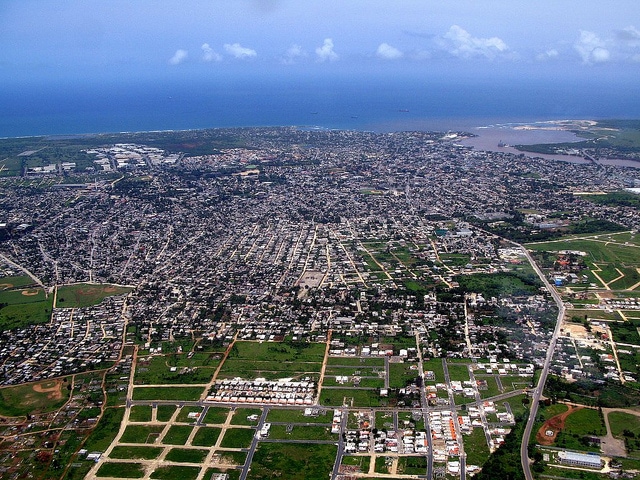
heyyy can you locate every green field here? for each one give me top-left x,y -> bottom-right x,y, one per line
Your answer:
326,357 -> 384,367
162,425 -> 193,445
191,427 -> 221,446
164,448 -> 208,463
526,234 -> 640,293
175,406 -> 205,423
266,408 -> 332,424
120,424 -> 165,444
219,427 -> 255,448
247,443 -> 337,480
150,465 -> 201,480
156,404 -> 177,422
202,406 -> 230,424
0,378 -> 71,416
134,353 -> 219,385
0,285 -> 53,330
55,283 -> 133,308
268,424 -> 335,441
231,408 -> 262,425
319,387 -> 382,407
131,386 -> 204,401
608,411 -> 640,438
0,275 -> 38,289
129,405 -> 153,422
109,445 -> 164,460
218,340 -> 325,380
96,462 -> 145,478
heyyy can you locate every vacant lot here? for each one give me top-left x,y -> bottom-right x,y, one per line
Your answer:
218,340 -> 325,380
56,283 -> 132,308
0,378 -> 70,416
247,443 -> 337,480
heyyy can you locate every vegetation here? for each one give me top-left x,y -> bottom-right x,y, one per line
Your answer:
219,428 -> 255,448
0,378 -> 71,416
0,288 -> 53,330
131,386 -> 204,401
56,283 -> 132,308
109,446 -> 163,460
120,425 -> 165,444
247,443 -> 337,480
162,425 -> 193,445
164,448 -> 209,463
96,462 -> 145,478
191,427 -> 221,446
83,407 -> 126,452
150,465 -> 201,480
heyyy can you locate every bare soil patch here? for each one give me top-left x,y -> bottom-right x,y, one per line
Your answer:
21,290 -> 39,296
536,405 -> 583,445
32,379 -> 63,400
0,283 -> 13,290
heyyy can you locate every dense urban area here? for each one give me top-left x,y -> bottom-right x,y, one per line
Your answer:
0,125 -> 639,480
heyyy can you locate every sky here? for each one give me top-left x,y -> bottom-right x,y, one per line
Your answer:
2,0 -> 640,87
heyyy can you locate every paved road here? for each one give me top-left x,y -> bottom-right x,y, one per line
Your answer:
240,407 -> 269,480
330,408 -> 348,480
519,246 -> 566,480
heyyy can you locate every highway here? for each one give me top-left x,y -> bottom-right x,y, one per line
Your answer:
519,246 -> 566,480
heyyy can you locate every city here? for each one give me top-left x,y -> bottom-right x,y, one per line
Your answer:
0,126 -> 638,480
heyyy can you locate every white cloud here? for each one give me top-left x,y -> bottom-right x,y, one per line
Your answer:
201,43 -> 222,62
315,38 -> 338,62
168,49 -> 188,65
376,43 -> 403,60
281,44 -> 306,64
616,26 -> 640,45
223,43 -> 257,59
440,25 -> 509,59
536,49 -> 559,61
574,30 -> 610,64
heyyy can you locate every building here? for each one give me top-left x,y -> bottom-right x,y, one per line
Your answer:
557,451 -> 602,469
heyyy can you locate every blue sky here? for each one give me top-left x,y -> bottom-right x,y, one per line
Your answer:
2,0 -> 640,86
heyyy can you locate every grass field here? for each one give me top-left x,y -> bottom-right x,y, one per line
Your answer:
55,283 -> 132,308
175,406 -> 205,423
266,408 -> 333,423
319,387 -> 382,407
218,340 -> 325,380
96,462 -> 145,478
326,357 -> 384,367
131,386 -> 204,401
109,446 -> 163,460
156,404 -> 177,422
0,285 -> 53,330
0,377 -> 71,416
219,428 -> 255,448
150,465 -> 200,480
202,406 -> 230,424
247,443 -> 337,480
134,353 -> 219,385
526,234 -> 640,293
608,411 -> 640,437
120,424 -> 165,444
231,408 -> 262,425
0,275 -> 38,289
268,424 -> 335,441
191,427 -> 221,446
162,425 -> 193,445
164,448 -> 208,463
129,405 -> 153,422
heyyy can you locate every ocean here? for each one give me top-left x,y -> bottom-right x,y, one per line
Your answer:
1,74 -> 639,138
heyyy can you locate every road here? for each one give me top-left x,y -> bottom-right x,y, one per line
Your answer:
519,246 -> 566,480
415,333 -> 433,480
240,407 -> 270,480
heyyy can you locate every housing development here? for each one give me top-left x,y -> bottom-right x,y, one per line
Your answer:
0,125 -> 639,480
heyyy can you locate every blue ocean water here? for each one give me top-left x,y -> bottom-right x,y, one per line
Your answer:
1,74 -> 639,138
